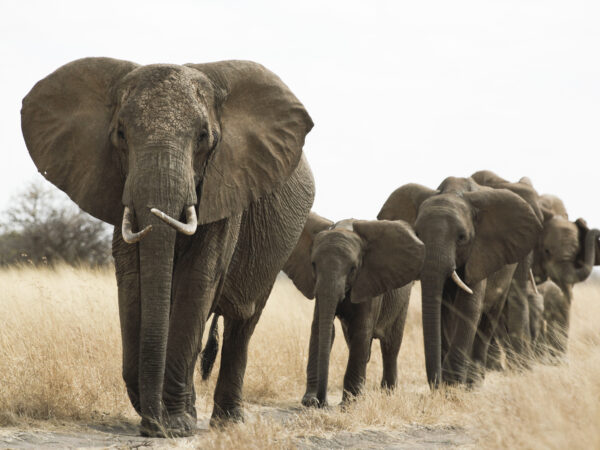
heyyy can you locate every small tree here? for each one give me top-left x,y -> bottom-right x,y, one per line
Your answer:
0,179 -> 112,266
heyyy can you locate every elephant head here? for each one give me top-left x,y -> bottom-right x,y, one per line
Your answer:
533,194 -> 600,294
378,177 -> 541,387
283,212 -> 424,406
21,58 -> 312,424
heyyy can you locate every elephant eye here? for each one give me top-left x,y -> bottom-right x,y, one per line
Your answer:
457,232 -> 467,244
117,128 -> 126,142
198,130 -> 208,143
348,265 -> 357,277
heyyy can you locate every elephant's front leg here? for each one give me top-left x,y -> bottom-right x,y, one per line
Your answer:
163,218 -> 240,435
112,228 -> 142,414
342,305 -> 374,403
442,280 -> 485,385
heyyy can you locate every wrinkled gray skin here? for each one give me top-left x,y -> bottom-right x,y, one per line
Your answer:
536,280 -> 569,357
471,171 -> 545,368
378,177 -> 541,387
531,195 -> 600,357
486,190 -> 600,368
21,58 -> 315,436
283,213 -> 424,406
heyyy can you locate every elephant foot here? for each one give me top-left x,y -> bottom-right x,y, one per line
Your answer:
301,392 -> 328,408
210,405 -> 245,427
139,413 -> 197,438
341,389 -> 360,406
380,379 -> 397,390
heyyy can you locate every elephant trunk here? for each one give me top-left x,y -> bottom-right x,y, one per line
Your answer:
315,283 -> 342,406
420,250 -> 451,389
137,218 -> 177,424
125,146 -> 198,427
574,229 -> 599,282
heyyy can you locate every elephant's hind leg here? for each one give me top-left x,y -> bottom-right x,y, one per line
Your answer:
211,303 -> 266,424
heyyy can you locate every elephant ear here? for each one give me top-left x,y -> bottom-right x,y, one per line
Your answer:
574,218 -> 600,266
282,212 -> 333,299
377,183 -> 437,225
464,188 -> 542,284
539,194 -> 569,219
471,170 -> 509,186
186,61 -> 313,224
21,57 -> 138,225
472,171 -> 543,222
350,220 -> 424,303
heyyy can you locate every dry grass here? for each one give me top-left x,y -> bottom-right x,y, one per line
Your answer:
0,266 -> 599,448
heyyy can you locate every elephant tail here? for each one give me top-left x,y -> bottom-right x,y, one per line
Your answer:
201,313 -> 220,381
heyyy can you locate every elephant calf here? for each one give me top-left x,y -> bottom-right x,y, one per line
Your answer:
283,212 -> 424,407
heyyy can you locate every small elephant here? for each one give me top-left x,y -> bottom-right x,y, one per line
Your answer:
378,177 -> 541,387
532,195 -> 600,357
21,58 -> 315,436
283,213 -> 424,407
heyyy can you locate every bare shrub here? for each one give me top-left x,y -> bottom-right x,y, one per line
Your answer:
0,180 -> 111,266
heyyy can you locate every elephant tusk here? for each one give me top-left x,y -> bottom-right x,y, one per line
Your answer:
151,205 -> 197,235
451,270 -> 473,295
529,269 -> 539,295
122,206 -> 152,244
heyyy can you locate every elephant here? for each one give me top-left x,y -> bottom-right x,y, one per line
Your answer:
531,194 -> 600,357
282,213 -> 424,407
470,170 -> 545,368
21,58 -> 315,436
378,176 -> 542,387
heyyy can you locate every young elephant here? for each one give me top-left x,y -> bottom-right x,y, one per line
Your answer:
532,195 -> 600,357
283,213 -> 424,407
378,177 -> 542,387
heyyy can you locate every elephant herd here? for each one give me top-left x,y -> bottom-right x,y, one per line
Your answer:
20,58 -> 599,437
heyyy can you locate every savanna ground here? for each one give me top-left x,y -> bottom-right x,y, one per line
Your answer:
0,267 -> 599,449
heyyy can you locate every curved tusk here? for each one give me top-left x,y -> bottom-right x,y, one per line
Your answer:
151,205 -> 197,235
451,270 -> 473,295
122,206 -> 152,244
529,269 -> 539,295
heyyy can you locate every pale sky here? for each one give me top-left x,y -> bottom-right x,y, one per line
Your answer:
1,1 -> 599,226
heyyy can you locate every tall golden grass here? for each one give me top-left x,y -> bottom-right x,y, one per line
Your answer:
0,266 -> 599,448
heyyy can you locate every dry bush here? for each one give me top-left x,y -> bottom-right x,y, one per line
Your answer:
0,267 -> 599,449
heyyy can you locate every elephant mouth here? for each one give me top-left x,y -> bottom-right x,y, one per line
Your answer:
121,205 -> 198,244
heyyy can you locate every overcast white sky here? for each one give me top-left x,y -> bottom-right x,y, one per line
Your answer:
1,0 -> 599,226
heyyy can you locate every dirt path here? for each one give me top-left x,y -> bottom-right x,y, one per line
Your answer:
0,404 -> 473,449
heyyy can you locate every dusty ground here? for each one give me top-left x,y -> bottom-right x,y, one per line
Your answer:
0,267 -> 599,449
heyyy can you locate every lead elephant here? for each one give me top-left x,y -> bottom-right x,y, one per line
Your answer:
378,177 -> 541,387
283,213 -> 424,407
532,194 -> 600,357
21,58 -> 315,436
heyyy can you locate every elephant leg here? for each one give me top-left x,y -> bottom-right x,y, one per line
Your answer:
467,313 -> 495,386
442,280 -> 485,385
303,306 -> 336,407
162,218 -> 240,434
380,337 -> 401,390
505,283 -> 532,369
380,296 -> 409,390
211,305 -> 265,424
112,227 -> 142,415
342,305 -> 373,402
486,334 -> 504,371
